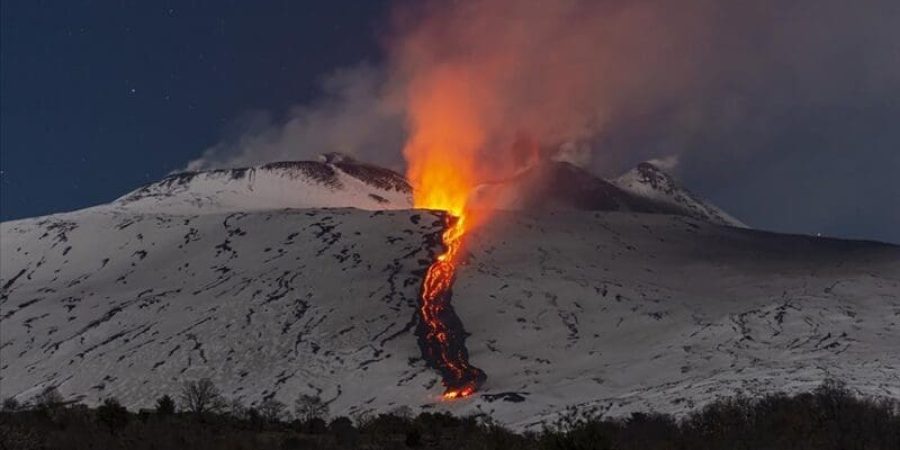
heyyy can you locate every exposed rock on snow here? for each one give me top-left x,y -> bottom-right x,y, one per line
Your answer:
472,160 -> 745,227
114,156 -> 411,214
613,162 -> 745,227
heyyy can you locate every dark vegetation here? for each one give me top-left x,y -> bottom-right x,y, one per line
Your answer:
1,380 -> 897,450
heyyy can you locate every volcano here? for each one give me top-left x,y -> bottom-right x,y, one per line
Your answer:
2,156 -> 898,430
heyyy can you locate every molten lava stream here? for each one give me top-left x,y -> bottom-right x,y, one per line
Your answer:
417,213 -> 486,399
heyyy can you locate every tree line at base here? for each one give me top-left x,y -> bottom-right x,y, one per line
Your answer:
1,380 -> 898,450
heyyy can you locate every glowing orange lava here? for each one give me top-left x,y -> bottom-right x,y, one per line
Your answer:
402,64 -> 489,399
417,213 -> 484,399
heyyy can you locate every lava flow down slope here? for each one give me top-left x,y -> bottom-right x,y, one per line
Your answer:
399,65 -> 499,399
415,214 -> 486,399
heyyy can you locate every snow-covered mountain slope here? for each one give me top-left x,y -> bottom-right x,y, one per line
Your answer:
113,153 -> 411,214
2,203 -> 898,429
613,162 -> 745,227
472,161 -> 745,227
453,212 -> 898,427
1,207 -> 442,417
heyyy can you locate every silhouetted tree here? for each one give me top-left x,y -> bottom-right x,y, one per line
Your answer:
246,406 -> 263,429
2,396 -> 21,412
179,378 -> 224,415
96,397 -> 130,433
306,417 -> 327,434
390,405 -> 413,419
227,398 -> 247,420
329,416 -> 358,446
33,386 -> 65,410
155,394 -> 176,415
294,394 -> 328,422
258,398 -> 287,423
0,379 -> 896,450
32,385 -> 68,423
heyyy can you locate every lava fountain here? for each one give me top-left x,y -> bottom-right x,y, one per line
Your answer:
404,68 -> 490,399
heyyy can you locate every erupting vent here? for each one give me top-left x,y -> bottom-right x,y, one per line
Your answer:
416,214 -> 486,399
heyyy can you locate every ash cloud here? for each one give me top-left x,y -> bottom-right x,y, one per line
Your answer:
184,64 -> 406,172
188,0 -> 900,243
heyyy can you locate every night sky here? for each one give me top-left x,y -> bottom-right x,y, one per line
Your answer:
1,1 -> 389,220
2,1 -> 899,244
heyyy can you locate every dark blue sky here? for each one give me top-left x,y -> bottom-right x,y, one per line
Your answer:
1,0 -> 388,220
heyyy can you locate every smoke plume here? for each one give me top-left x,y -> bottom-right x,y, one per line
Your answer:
187,0 -> 900,241
184,64 -> 406,172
